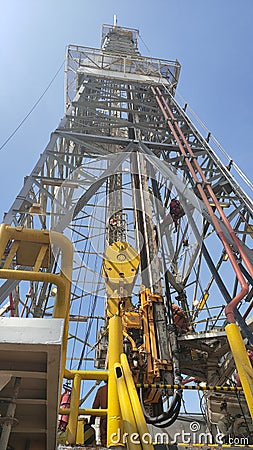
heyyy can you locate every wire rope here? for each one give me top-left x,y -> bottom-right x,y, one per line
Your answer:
0,59 -> 65,152
69,224 -> 89,370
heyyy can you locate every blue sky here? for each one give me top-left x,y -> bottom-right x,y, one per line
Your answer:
0,0 -> 252,221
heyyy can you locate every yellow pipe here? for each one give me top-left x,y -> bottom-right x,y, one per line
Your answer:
3,241 -> 20,269
120,353 -> 154,450
0,268 -> 66,292
59,408 -> 107,416
123,331 -> 138,352
0,224 -> 73,270
0,224 -> 74,413
140,290 -> 153,378
107,315 -> 123,447
53,273 -> 72,386
67,373 -> 81,444
49,232 -> 73,387
0,268 -> 69,390
49,230 -> 73,282
64,369 -> 108,380
0,266 -> 68,378
0,224 -> 51,242
114,363 -> 142,450
0,224 -> 11,260
226,323 -> 253,420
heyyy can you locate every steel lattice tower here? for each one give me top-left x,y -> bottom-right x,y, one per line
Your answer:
1,23 -> 253,448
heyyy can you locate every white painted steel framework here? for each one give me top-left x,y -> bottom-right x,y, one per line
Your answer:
1,23 -> 253,448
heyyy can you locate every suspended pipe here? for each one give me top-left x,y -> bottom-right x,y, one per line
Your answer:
150,172 -> 183,379
131,160 -> 181,425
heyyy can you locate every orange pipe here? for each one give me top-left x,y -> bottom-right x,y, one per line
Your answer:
158,89 -> 252,323
20,291 -> 30,317
151,86 -> 249,323
156,87 -> 253,276
156,86 -> 253,268
9,292 -> 15,317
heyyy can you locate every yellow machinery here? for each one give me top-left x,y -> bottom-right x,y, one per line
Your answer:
103,240 -> 140,316
1,21 -> 253,450
0,228 -> 156,447
1,227 -> 253,448
0,228 -> 175,447
103,241 -> 173,389
0,20 -> 253,450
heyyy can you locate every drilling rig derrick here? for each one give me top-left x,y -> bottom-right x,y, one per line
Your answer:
0,21 -> 253,450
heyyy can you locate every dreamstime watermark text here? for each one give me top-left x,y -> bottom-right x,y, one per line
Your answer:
109,421 -> 249,446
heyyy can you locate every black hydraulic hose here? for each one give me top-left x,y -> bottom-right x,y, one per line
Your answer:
139,387 -> 182,425
137,266 -> 182,426
153,400 -> 182,428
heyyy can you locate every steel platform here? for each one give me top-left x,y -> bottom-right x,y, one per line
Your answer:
0,317 -> 64,450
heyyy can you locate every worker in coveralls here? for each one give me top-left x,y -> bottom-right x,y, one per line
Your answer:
89,382 -> 108,446
172,303 -> 189,334
169,198 -> 184,233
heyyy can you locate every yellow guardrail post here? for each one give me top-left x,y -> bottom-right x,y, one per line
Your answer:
107,315 -> 124,447
50,230 -> 73,387
226,323 -> 253,420
0,225 -> 76,444
67,373 -> 81,444
114,363 -> 142,450
0,225 -> 73,393
120,353 -> 154,450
